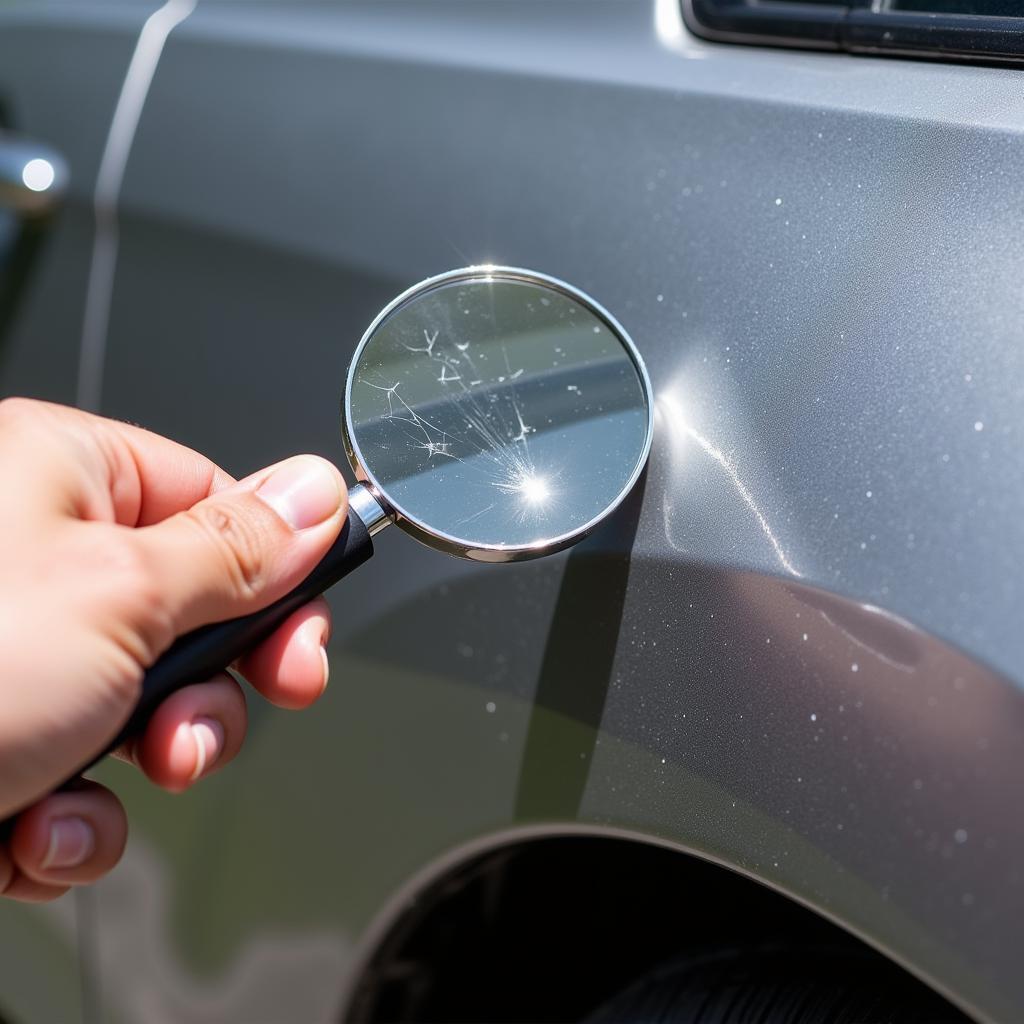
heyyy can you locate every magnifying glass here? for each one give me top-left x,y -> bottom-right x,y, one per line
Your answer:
92,267 -> 652,768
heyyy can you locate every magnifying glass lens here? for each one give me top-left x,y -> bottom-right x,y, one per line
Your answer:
346,272 -> 650,558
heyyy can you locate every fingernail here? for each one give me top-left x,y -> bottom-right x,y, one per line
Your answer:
189,717 -> 224,782
255,456 -> 343,530
41,817 -> 95,871
319,643 -> 330,695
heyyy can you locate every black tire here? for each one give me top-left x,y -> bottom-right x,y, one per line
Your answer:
584,945 -> 970,1024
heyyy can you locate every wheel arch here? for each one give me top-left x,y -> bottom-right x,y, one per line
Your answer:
339,822 -> 977,1022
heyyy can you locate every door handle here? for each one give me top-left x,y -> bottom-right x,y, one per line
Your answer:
0,134 -> 68,216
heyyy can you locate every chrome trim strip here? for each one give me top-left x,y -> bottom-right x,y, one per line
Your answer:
76,0 -> 197,413
347,482 -> 392,538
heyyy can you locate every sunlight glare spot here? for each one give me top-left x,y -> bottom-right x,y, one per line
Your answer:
519,473 -> 550,506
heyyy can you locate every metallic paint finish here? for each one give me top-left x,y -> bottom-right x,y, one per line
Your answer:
97,3 -> 1024,1020
2,0 -> 1024,1021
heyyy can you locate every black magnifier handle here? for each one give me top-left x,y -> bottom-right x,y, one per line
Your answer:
109,502 -> 375,753
2,488 -> 383,827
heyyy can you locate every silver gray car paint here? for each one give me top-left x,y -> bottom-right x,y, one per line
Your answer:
0,1 -> 1023,1021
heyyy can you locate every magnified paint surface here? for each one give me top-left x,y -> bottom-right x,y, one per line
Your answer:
347,276 -> 649,551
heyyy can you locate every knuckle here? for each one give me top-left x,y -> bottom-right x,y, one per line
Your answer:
96,535 -> 174,661
0,396 -> 40,428
104,536 -> 160,606
187,502 -> 268,599
104,531 -> 144,577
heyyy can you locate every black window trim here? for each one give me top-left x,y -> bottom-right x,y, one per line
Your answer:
683,0 -> 1024,66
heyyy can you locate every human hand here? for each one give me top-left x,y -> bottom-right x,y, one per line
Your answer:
0,399 -> 347,900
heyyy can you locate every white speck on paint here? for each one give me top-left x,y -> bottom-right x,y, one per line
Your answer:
954,828 -> 968,844
485,701 -> 496,713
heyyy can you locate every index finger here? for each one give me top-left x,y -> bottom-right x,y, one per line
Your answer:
0,400 -> 235,527
102,417 -> 237,525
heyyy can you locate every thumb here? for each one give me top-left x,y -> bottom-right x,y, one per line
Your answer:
131,455 -> 347,636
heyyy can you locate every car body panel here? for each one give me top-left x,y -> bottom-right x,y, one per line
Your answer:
1,2 -> 1023,1021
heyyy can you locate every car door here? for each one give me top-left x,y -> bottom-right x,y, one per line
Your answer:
3,2 -> 1024,1022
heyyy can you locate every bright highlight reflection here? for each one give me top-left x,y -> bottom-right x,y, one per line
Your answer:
21,158 -> 55,193
518,473 -> 551,506
654,0 -> 706,56
658,389 -> 801,577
